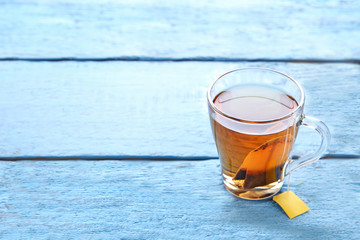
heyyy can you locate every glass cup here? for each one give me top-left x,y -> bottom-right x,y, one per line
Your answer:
207,68 -> 330,200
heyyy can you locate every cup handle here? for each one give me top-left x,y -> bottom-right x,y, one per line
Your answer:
285,115 -> 331,176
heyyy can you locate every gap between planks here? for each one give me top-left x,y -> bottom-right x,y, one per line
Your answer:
0,154 -> 359,161
0,57 -> 360,64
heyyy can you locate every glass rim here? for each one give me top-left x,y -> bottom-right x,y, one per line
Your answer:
207,67 -> 305,124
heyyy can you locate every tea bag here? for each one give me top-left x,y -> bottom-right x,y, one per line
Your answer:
232,134 -> 309,218
233,135 -> 294,189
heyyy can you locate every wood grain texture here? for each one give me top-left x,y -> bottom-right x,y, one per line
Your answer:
1,0 -> 360,59
0,159 -> 359,239
0,61 -> 359,157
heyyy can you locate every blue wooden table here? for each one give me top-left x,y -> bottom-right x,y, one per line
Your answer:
0,1 -> 359,239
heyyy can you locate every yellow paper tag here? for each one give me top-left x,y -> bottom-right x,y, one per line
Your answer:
273,191 -> 310,219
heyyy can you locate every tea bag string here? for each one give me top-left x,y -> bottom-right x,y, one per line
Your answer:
287,170 -> 291,191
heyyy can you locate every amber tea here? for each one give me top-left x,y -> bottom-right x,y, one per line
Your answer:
210,85 -> 299,198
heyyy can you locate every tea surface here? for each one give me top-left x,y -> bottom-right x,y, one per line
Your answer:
213,85 -> 298,122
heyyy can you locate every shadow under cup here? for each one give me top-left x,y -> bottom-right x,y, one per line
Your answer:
207,68 -> 329,200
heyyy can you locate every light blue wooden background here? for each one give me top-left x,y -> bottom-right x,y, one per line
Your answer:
0,0 -> 359,239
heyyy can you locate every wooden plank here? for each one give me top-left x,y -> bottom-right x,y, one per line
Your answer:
0,159 -> 358,239
0,61 -> 359,157
1,0 -> 360,59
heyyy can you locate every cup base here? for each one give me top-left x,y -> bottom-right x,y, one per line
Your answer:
223,175 -> 283,200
